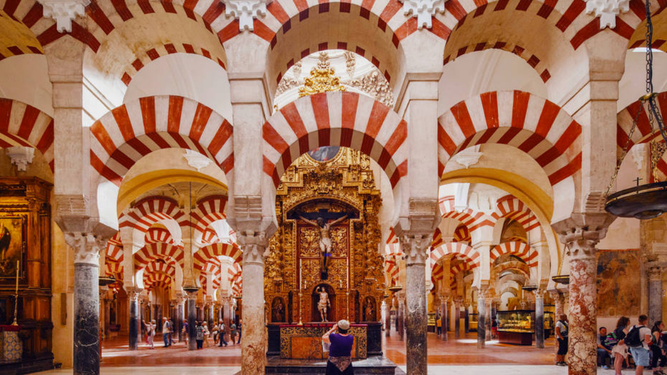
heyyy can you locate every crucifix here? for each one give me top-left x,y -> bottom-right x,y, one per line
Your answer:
634,177 -> 643,187
298,211 -> 348,279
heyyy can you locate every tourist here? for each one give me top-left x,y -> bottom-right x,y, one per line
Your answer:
212,321 -> 219,345
230,322 -> 237,345
555,314 -> 568,366
322,320 -> 354,375
182,321 -> 188,344
237,319 -> 242,344
611,316 -> 631,375
597,327 -> 613,369
627,315 -> 653,375
162,317 -> 171,347
169,318 -> 175,346
203,322 -> 210,347
651,321 -> 666,375
217,320 -> 228,347
436,316 -> 441,335
196,321 -> 204,349
146,320 -> 156,349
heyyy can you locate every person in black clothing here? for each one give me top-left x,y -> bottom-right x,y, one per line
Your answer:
597,327 -> 613,369
651,321 -> 666,375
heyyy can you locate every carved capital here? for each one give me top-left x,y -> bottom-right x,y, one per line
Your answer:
238,230 -> 269,266
399,0 -> 445,29
38,0 -> 90,32
64,232 -> 107,265
648,263 -> 663,281
533,289 -> 546,300
399,233 -> 431,265
584,0 -> 629,29
560,227 -> 604,261
222,0 -> 271,32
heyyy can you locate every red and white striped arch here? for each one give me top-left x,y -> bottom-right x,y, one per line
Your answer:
145,259 -> 177,277
0,98 -> 54,171
191,195 -> 228,241
145,227 -> 176,244
199,273 -> 222,294
617,93 -> 667,179
134,243 -> 185,270
453,224 -> 471,243
90,95 -> 233,186
231,278 -> 242,296
438,91 -> 582,188
0,0 -> 52,59
492,195 -> 541,232
263,92 -> 408,188
384,257 -> 399,285
490,241 -> 537,267
430,242 -> 480,269
439,196 -> 494,231
106,232 -> 124,262
193,242 -> 242,270
430,228 -> 443,249
200,228 -> 220,245
119,196 -> 186,234
144,272 -> 172,290
105,259 -> 123,277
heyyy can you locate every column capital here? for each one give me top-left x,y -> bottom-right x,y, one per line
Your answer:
533,289 -> 546,299
398,233 -> 432,266
238,230 -> 270,266
64,232 -> 108,265
648,263 -> 663,281
396,290 -> 406,303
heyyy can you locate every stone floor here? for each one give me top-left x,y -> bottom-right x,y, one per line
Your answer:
34,330 -> 657,373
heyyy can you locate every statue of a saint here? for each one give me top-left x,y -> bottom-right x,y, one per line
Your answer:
317,286 -> 330,322
273,299 -> 285,322
365,298 -> 375,321
299,212 -> 348,279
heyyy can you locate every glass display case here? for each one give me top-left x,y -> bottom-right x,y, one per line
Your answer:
469,313 -> 478,332
496,310 -> 534,345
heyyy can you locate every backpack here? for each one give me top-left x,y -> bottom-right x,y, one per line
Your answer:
625,325 -> 644,348
558,320 -> 569,338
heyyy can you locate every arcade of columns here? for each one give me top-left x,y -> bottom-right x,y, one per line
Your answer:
2,0 -> 667,373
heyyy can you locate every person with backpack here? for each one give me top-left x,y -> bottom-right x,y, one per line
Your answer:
611,316 -> 631,375
555,314 -> 569,366
217,320 -> 228,347
162,317 -> 171,347
651,321 -> 666,375
146,319 -> 156,349
626,315 -> 653,375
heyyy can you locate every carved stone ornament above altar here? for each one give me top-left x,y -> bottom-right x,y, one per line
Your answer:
222,0 -> 271,32
399,0 -> 446,29
38,0 -> 90,32
583,0 -> 629,29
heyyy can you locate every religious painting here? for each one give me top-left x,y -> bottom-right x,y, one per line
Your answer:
272,297 -> 286,323
0,216 -> 25,279
597,249 -> 641,317
307,146 -> 340,162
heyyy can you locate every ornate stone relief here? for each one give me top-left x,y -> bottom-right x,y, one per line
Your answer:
583,0 -> 630,29
183,150 -> 211,172
344,71 -> 394,107
222,0 -> 271,32
399,0 -> 446,29
452,145 -> 483,169
65,232 -> 107,265
38,0 -> 90,33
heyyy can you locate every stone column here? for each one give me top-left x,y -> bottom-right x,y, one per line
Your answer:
208,303 -> 215,328
187,293 -> 197,350
400,235 -> 431,375
485,297 -> 492,341
557,225 -> 609,375
223,296 -> 231,328
549,290 -> 565,356
396,291 -> 405,341
440,296 -> 448,341
383,298 -> 391,338
65,233 -> 106,375
454,298 -> 462,339
648,265 -> 663,325
477,291 -> 486,349
128,290 -> 139,350
176,297 -> 184,343
534,290 -> 545,349
239,233 -> 269,375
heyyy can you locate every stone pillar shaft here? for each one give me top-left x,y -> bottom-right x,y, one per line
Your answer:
535,291 -> 545,349
397,294 -> 405,341
177,302 -> 184,343
485,298 -> 492,342
240,236 -> 268,375
128,294 -> 139,350
454,300 -> 461,339
440,299 -> 448,341
401,234 -> 430,375
477,293 -> 486,349
649,267 -> 663,325
187,296 -> 197,351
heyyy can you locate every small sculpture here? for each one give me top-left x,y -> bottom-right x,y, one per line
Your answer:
317,286 -> 330,322
299,212 -> 348,279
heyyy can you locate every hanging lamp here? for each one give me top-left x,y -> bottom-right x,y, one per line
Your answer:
604,0 -> 667,220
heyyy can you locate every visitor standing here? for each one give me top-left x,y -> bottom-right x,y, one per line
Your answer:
196,321 -> 204,349
626,315 -> 653,375
597,327 -> 613,369
203,322 -> 210,347
555,314 -> 568,366
611,316 -> 631,375
146,320 -> 156,349
436,316 -> 442,335
237,319 -> 242,344
322,320 -> 354,375
182,321 -> 189,345
162,317 -> 171,347
217,320 -> 228,347
230,322 -> 237,345
651,321 -> 666,375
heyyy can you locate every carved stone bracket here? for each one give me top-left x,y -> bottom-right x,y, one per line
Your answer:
399,0 -> 446,29
583,0 -> 629,29
6,147 -> 35,172
38,0 -> 90,32
222,0 -> 271,32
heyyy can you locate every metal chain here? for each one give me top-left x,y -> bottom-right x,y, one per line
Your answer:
605,103 -> 644,196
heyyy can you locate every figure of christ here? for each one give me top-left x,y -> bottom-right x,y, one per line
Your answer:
298,212 -> 348,279
317,286 -> 330,322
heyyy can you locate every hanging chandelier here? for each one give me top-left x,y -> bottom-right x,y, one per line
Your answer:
604,0 -> 667,220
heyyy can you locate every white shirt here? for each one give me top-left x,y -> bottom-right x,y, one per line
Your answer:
635,326 -> 652,350
556,321 -> 568,338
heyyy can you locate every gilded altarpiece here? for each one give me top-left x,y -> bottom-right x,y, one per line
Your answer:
265,149 -> 386,326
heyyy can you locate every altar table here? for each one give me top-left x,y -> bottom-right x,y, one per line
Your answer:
278,323 -> 367,359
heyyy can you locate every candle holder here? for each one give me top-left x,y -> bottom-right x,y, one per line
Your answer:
11,294 -> 18,326
297,291 -> 303,326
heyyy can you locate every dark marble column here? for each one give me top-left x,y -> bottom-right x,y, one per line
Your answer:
396,291 -> 405,341
464,306 -> 469,333
649,266 -> 663,325
477,291 -> 486,349
535,290 -> 545,349
128,291 -> 139,350
187,294 -> 197,351
454,299 -> 462,339
401,235 -> 429,375
177,299 -> 184,343
485,298 -> 492,341
440,297 -> 448,341
384,298 -> 391,338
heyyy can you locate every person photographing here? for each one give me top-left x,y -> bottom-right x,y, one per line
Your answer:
322,320 -> 354,374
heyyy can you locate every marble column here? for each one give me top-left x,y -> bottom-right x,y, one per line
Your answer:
485,297 -> 492,341
383,298 -> 391,338
208,303 -> 215,328
239,234 -> 269,375
223,297 -> 231,328
535,290 -> 545,349
176,298 -> 184,343
401,235 -> 430,375
128,291 -> 139,350
396,291 -> 405,341
649,265 -> 663,325
454,299 -> 462,339
477,291 -> 486,349
560,227 -> 606,375
440,297 -> 448,341
66,233 -> 106,375
187,293 -> 197,351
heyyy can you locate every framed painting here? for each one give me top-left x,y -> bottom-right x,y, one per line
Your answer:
0,215 -> 26,280
597,249 -> 641,317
